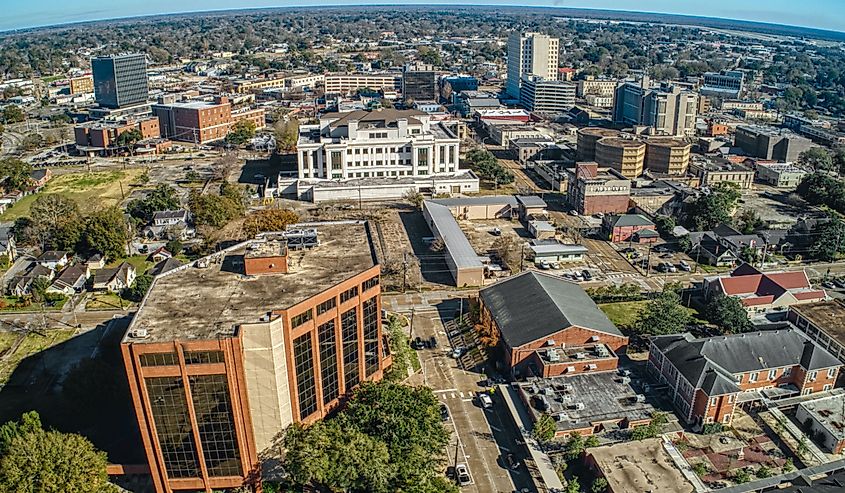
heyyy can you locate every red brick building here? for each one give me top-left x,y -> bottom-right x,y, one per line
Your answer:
602,214 -> 657,243
152,96 -> 266,144
647,330 -> 841,428
74,116 -> 161,149
121,223 -> 390,493
566,162 -> 631,216
478,271 -> 628,378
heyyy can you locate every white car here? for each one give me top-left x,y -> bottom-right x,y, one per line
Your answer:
456,463 -> 471,485
478,393 -> 493,408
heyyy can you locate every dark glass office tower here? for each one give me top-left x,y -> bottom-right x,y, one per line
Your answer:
92,54 -> 149,109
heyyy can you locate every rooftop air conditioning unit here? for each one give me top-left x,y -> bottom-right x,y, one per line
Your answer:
572,403 -> 586,411
547,349 -> 560,362
619,369 -> 632,377
587,364 -> 598,370
546,339 -> 555,346
130,328 -> 149,339
590,335 -> 600,341
566,366 -> 576,373
575,352 -> 588,359
635,394 -> 647,403
621,376 -> 631,385
563,383 -> 574,392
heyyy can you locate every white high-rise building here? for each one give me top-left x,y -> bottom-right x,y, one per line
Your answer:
506,32 -> 559,100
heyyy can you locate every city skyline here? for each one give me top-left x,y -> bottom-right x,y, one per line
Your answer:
2,0 -> 844,33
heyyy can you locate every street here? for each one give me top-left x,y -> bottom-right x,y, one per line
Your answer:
385,291 -> 537,493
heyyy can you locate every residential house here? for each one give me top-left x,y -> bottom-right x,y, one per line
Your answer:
478,271 -> 628,377
86,254 -> 106,270
8,263 -> 55,296
147,247 -> 172,263
602,214 -> 657,243
648,329 -> 841,427
148,257 -> 184,276
36,251 -> 70,270
29,168 -> 52,189
0,224 -> 15,261
92,262 -> 136,292
47,264 -> 90,296
689,224 -> 766,266
704,264 -> 826,314
142,209 -> 193,240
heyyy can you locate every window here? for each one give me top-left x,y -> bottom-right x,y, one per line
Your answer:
140,352 -> 178,367
317,298 -> 336,316
145,377 -> 200,478
767,369 -> 777,380
810,371 -> 818,381
828,368 -> 837,378
783,367 -> 792,377
748,373 -> 758,383
330,151 -> 342,170
189,374 -> 241,477
291,309 -> 313,328
362,275 -> 379,292
722,414 -> 731,424
318,320 -> 339,405
417,147 -> 429,166
341,308 -> 360,390
293,334 -> 317,420
824,384 -> 833,391
709,397 -> 717,406
184,351 -> 225,365
363,298 -> 380,378
340,286 -> 358,303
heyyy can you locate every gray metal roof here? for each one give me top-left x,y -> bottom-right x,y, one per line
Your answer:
608,214 -> 654,228
479,271 -> 622,349
530,244 -> 589,255
516,195 -> 548,208
652,329 -> 841,395
423,201 -> 483,270
430,195 -> 518,208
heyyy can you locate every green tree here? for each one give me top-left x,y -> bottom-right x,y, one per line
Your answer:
532,414 -> 557,443
734,209 -> 765,234
2,105 -> 25,124
692,462 -> 709,476
633,289 -> 691,335
165,239 -> 183,255
127,184 -> 180,221
798,147 -> 834,172
566,476 -> 581,493
188,185 -> 246,229
653,215 -> 676,237
686,183 -> 741,230
466,148 -> 514,186
81,207 -> 129,259
226,119 -> 257,146
122,274 -> 153,302
704,293 -> 752,334
591,477 -> 608,493
0,412 -> 111,493
0,157 -> 33,192
564,433 -> 587,461
242,208 -> 299,237
811,215 -> 845,261
273,117 -> 299,153
732,468 -> 751,484
384,315 -> 414,382
116,128 -> 143,153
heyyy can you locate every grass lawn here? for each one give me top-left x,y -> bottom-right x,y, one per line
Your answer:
0,168 -> 146,221
0,329 -> 77,384
86,292 -> 129,311
0,296 -> 67,312
109,254 -> 153,275
600,300 -> 706,329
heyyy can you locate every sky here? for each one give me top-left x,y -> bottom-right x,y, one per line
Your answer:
2,0 -> 844,33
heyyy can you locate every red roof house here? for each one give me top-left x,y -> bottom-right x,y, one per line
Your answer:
704,264 -> 826,314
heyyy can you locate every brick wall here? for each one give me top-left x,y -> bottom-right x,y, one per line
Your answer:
508,325 -> 628,369
244,256 -> 288,276
582,194 -> 629,216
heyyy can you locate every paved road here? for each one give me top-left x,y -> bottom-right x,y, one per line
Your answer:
387,293 -> 536,493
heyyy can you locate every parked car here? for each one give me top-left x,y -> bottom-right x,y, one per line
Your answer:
505,453 -> 521,470
568,210 -> 579,216
582,269 -> 592,281
668,264 -> 678,273
429,336 -> 438,349
456,464 -> 471,486
679,260 -> 691,272
491,227 -> 502,236
538,261 -> 551,270
440,404 -> 450,421
452,346 -> 466,359
412,336 -> 425,350
823,280 -> 836,289
478,393 -> 493,408
550,261 -> 561,269
834,278 -> 845,289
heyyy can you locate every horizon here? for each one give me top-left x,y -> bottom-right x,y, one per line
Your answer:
2,1 -> 844,35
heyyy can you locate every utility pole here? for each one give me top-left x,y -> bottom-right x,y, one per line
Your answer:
402,252 -> 408,293
645,243 -> 653,277
520,243 -> 526,271
408,307 -> 415,340
454,435 -> 461,471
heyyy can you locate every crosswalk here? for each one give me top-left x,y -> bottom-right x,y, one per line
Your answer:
438,390 -> 473,401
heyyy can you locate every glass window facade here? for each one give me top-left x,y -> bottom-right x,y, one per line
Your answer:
189,375 -> 241,477
184,350 -> 225,365
145,377 -> 200,479
362,275 -> 379,292
291,309 -> 313,328
318,320 -> 339,405
341,308 -> 360,390
362,298 -> 380,377
340,286 -> 358,303
317,298 -> 336,316
140,352 -> 178,367
293,334 -> 317,420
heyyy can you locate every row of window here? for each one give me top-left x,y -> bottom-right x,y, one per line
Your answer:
139,350 -> 225,367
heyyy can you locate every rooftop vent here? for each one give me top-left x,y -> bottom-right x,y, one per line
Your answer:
129,327 -> 149,339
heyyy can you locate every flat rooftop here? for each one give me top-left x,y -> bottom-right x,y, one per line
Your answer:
587,438 -> 695,493
799,394 -> 845,442
125,222 -> 377,343
516,371 -> 658,433
791,301 -> 845,347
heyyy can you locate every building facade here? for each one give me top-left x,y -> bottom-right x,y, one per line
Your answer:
324,73 -> 402,96
402,64 -> 437,101
701,70 -> 745,98
566,162 -> 631,216
92,54 -> 149,109
644,138 -> 691,175
296,109 -> 460,181
121,223 -> 390,493
518,76 -> 576,114
613,79 -> 697,137
595,137 -> 646,179
506,32 -> 559,100
69,76 -> 94,95
735,125 -> 816,162
152,96 -> 266,144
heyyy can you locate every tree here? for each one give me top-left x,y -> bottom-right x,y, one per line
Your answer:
165,239 -> 183,255
242,209 -> 299,237
116,128 -> 143,153
29,194 -> 84,250
226,119 -> 257,146
633,289 -> 691,335
0,412 -> 111,493
122,274 -> 153,302
704,293 -> 752,334
384,315 -> 414,382
492,235 -> 522,272
734,209 -> 765,234
532,414 -> 556,443
653,215 -> 676,238
0,157 -> 32,192
81,207 -> 129,259
564,433 -> 587,461
127,184 -> 180,222
810,215 -> 845,261
466,148 -> 514,186
565,476 -> 581,493
273,117 -> 299,153
591,477 -> 608,493
798,147 -> 834,172
2,105 -> 24,124
686,183 -> 741,230
188,185 -> 246,229
403,189 -> 425,210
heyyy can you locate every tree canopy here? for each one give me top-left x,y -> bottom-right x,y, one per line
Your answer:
127,184 -> 180,222
811,215 -> 845,261
465,148 -> 514,186
633,288 -> 691,336
797,147 -> 834,172
0,157 -> 33,192
685,183 -> 741,231
188,183 -> 247,229
704,293 -> 752,334
242,208 -> 299,237
81,207 -> 129,259
226,119 -> 257,146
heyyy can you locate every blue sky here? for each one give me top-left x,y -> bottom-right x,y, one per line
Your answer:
3,0 -> 844,33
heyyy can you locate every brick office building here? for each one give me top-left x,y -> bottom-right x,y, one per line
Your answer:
121,222 -> 390,493
478,271 -> 628,378
152,96 -> 266,144
74,116 -> 161,149
566,162 -> 631,216
648,330 -> 841,428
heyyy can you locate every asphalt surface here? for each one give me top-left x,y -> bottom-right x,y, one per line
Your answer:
387,292 -> 537,493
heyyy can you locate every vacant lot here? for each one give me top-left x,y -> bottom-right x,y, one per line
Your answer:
1,168 -> 146,220
599,300 -> 706,329
0,329 -> 77,384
